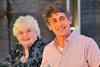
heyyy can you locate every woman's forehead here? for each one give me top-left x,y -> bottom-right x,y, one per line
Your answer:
17,24 -> 33,31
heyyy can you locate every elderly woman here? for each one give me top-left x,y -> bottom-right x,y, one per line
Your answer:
3,15 -> 47,67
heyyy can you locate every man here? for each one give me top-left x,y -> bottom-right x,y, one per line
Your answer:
41,4 -> 100,67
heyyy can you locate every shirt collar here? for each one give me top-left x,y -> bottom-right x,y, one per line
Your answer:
67,29 -> 80,44
53,29 -> 80,48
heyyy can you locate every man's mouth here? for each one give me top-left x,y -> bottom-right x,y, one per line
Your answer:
57,26 -> 66,31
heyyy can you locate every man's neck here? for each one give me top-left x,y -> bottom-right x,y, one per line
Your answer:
56,36 -> 67,48
55,31 -> 71,48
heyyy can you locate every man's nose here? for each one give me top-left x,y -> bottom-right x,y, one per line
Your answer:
57,20 -> 63,26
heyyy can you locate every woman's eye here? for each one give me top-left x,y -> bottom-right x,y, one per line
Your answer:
27,29 -> 31,33
18,32 -> 23,35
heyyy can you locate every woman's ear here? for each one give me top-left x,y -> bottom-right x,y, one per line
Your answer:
15,35 -> 18,39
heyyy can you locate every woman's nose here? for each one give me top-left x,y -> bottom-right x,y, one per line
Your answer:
23,33 -> 28,37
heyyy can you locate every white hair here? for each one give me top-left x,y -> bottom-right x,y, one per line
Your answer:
13,15 -> 41,38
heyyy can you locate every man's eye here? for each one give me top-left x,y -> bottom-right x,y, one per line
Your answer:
52,19 -> 57,23
49,18 -> 57,23
60,16 -> 65,20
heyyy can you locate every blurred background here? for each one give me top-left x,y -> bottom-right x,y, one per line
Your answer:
0,0 -> 99,63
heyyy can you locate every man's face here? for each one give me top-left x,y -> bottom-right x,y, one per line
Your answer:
16,24 -> 37,47
48,12 -> 71,37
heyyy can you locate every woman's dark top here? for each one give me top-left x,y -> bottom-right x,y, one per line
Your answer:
2,39 -> 47,67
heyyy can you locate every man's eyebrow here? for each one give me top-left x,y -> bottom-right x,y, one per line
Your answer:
50,18 -> 56,21
59,16 -> 65,18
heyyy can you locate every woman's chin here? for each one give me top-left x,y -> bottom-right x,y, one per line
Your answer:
21,42 -> 31,47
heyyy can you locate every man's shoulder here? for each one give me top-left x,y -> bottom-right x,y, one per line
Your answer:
79,34 -> 93,40
77,34 -> 96,44
72,30 -> 94,40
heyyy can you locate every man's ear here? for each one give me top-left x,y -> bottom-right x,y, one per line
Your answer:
69,20 -> 72,25
69,16 -> 72,25
48,25 -> 51,30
